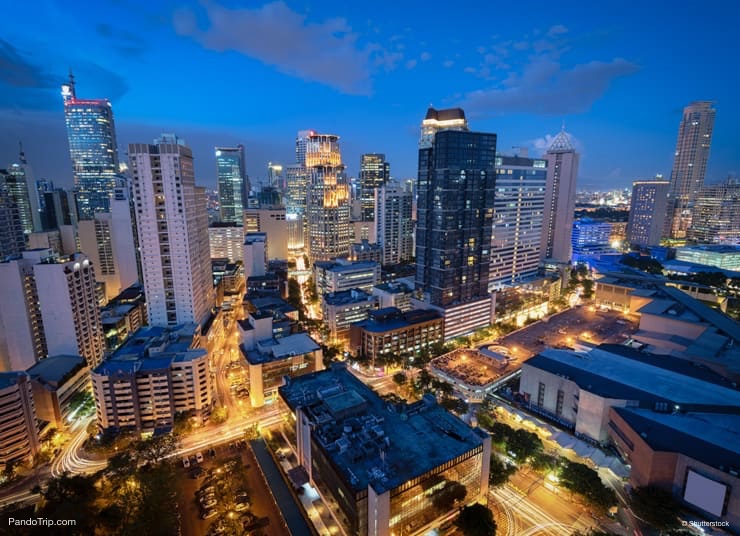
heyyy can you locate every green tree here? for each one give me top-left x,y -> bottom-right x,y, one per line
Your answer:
133,433 -> 179,466
559,461 -> 616,511
440,397 -> 469,415
489,455 -> 516,487
630,486 -> 682,531
431,480 -> 467,511
37,473 -> 99,534
455,503 -> 497,536
507,428 -> 543,461
392,371 -> 407,387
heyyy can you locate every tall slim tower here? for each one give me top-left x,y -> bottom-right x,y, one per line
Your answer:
540,127 -> 579,262
216,145 -> 248,224
129,135 -> 215,327
306,133 -> 352,262
375,181 -> 413,265
359,154 -> 390,222
61,74 -> 120,220
415,108 -> 496,307
627,179 -> 670,248
665,101 -> 716,239
0,183 -> 25,258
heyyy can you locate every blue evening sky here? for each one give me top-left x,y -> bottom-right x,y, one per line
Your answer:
1,0 -> 738,190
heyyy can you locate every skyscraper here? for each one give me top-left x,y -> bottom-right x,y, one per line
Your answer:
419,107 -> 468,149
267,162 -> 284,191
375,180 -> 414,265
665,101 -> 716,239
489,154 -> 547,289
129,135 -> 214,327
540,127 -> 579,262
305,133 -> 352,262
216,145 -> 248,224
627,179 -> 670,248
359,153 -> 390,222
687,178 -> 740,244
61,74 -> 120,220
0,183 -> 25,258
416,108 -> 496,307
1,162 -> 39,236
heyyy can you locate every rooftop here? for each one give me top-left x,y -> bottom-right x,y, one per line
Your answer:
373,281 -> 412,294
323,289 -> 376,306
613,408 -> 740,474
424,107 -> 466,121
523,346 -> 740,409
27,355 -> 86,386
0,371 -> 26,390
353,307 -> 443,333
431,348 -> 508,387
314,259 -> 379,273
242,333 -> 320,365
677,245 -> 740,254
279,364 -> 486,494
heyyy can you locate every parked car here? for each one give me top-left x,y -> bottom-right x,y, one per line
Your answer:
201,508 -> 217,520
195,452 -> 204,463
182,457 -> 190,469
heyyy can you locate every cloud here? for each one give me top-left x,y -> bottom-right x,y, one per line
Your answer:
462,57 -> 638,116
443,60 -> 454,68
95,23 -> 148,58
0,39 -> 129,111
547,24 -> 568,37
173,1 -> 389,95
405,59 -> 418,70
0,40 -> 56,88
420,51 -> 432,62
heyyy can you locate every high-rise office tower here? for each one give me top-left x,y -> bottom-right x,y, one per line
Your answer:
61,74 -> 120,220
0,184 -> 25,258
359,154 -> 390,222
540,127 -> 579,262
489,154 -> 547,290
41,188 -> 77,231
375,180 -> 413,265
687,178 -> 740,244
627,179 -> 670,248
0,249 -> 104,370
216,145 -> 248,224
267,162 -> 284,191
416,108 -> 495,307
306,133 -> 352,262
1,162 -> 40,237
129,135 -> 215,327
285,164 -> 308,252
665,101 -> 716,239
419,107 -> 468,149
36,179 -> 54,214
78,180 -> 139,301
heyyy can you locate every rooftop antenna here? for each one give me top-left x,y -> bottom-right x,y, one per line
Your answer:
19,141 -> 26,165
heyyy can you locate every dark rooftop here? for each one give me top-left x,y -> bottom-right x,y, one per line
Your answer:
424,107 -> 466,121
279,364 -> 486,494
27,355 -> 86,386
613,408 -> 740,474
354,307 -> 443,333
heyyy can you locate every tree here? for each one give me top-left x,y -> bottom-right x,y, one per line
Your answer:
392,372 -> 407,387
489,455 -> 516,487
37,473 -> 99,534
630,486 -> 682,531
211,405 -> 229,424
507,428 -> 543,461
439,397 -> 469,415
559,461 -> 616,512
431,480 -> 467,511
133,433 -> 179,466
455,503 -> 497,536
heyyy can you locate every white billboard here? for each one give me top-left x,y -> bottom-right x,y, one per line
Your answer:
683,470 -> 727,518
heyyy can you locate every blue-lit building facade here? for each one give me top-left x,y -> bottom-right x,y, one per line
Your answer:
61,78 -> 120,220
216,145 -> 248,224
489,154 -> 547,290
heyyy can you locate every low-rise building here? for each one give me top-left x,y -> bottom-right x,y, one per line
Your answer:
675,245 -> 740,272
314,259 -> 380,295
241,332 -> 323,408
279,363 -> 491,536
349,240 -> 383,264
519,345 -> 740,442
430,348 -> 510,402
349,307 -> 444,365
27,355 -> 90,430
0,372 -> 39,467
91,325 -> 212,433
322,289 -> 378,345
371,281 -> 413,311
609,408 -> 739,532
411,295 -> 494,341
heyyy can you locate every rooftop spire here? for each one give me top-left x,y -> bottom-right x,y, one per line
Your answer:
18,141 -> 26,165
548,127 -> 575,153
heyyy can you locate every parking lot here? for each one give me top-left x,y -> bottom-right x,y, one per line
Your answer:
177,441 -> 289,536
491,306 -> 638,361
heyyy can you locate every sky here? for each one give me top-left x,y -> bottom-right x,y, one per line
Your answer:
1,0 -> 739,191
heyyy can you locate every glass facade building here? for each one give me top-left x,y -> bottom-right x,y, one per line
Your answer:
416,126 -> 496,307
686,179 -> 740,245
359,153 -> 390,222
0,164 -> 36,236
61,78 -> 120,220
216,145 -> 248,224
489,155 -> 547,290
627,179 -> 670,248
306,134 -> 352,262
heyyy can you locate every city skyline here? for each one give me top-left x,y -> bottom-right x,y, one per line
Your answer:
1,1 -> 739,189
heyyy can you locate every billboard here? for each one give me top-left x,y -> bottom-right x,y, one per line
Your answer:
683,469 -> 728,517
